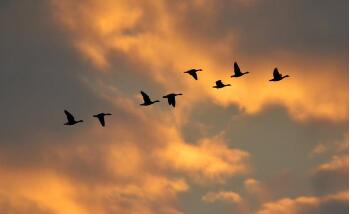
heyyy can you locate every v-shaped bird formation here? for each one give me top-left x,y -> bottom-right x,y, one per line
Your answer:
64,61 -> 290,127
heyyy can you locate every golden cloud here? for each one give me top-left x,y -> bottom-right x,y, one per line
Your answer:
50,0 -> 348,122
202,191 -> 242,203
0,168 -> 87,214
315,154 -> 348,173
86,81 -> 252,183
244,178 -> 270,203
0,85 -> 251,213
154,135 -> 250,183
256,191 -> 348,214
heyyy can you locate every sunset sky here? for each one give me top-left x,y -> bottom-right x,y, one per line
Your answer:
0,0 -> 348,213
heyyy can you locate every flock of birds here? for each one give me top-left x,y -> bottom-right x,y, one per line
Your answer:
64,62 -> 290,127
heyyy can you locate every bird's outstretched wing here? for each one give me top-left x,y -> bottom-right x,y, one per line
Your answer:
170,96 -> 176,107
185,69 -> 198,80
185,69 -> 196,73
190,71 -> 198,80
64,110 -> 75,122
165,97 -> 171,105
273,68 -> 281,79
141,91 -> 151,103
97,116 -> 105,127
216,80 -> 222,85
234,62 -> 241,75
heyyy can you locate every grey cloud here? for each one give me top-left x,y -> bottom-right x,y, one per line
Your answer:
167,0 -> 348,56
311,158 -> 348,195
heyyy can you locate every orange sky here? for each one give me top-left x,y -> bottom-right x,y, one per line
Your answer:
0,0 -> 348,213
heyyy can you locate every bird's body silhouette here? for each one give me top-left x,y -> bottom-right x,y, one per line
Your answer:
184,69 -> 202,80
64,110 -> 83,126
93,113 -> 112,127
213,80 -> 231,89
140,91 -> 160,106
269,68 -> 290,81
231,62 -> 249,78
163,93 -> 183,107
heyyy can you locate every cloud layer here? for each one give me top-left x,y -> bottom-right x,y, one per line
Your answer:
0,0 -> 347,213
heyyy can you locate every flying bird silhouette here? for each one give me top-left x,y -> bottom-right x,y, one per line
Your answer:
231,62 -> 249,78
213,80 -> 231,89
269,68 -> 290,81
93,113 -> 112,127
163,93 -> 183,107
140,91 -> 160,106
64,110 -> 83,126
184,68 -> 202,80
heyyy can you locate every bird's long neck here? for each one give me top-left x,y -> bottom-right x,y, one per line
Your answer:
282,75 -> 289,79
243,72 -> 249,74
77,120 -> 83,123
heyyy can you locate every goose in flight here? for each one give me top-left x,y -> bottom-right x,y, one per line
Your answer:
184,68 -> 202,80
64,110 -> 83,126
231,62 -> 249,78
269,68 -> 289,81
213,80 -> 231,89
93,113 -> 112,127
140,91 -> 160,106
163,93 -> 183,107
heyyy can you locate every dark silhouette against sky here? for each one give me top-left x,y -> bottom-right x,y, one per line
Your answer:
163,93 -> 183,107
64,110 -> 83,126
93,113 -> 112,127
213,80 -> 231,89
185,68 -> 202,80
140,91 -> 160,106
0,0 -> 347,213
231,62 -> 249,78
270,68 -> 290,82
